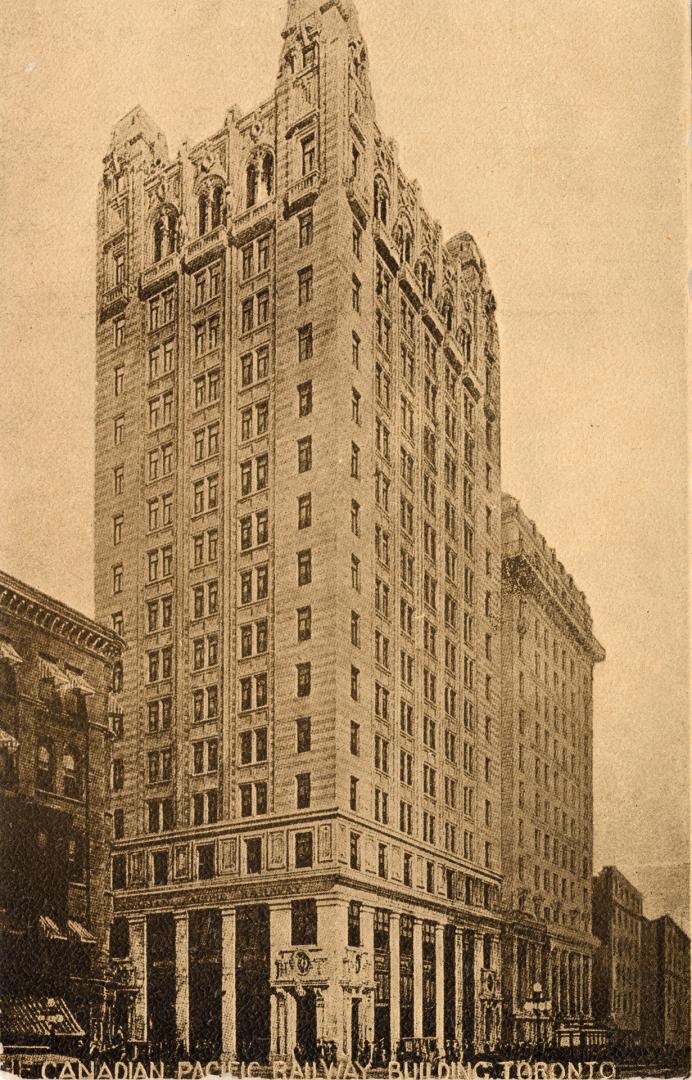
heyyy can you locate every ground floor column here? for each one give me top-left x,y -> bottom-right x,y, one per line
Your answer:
413,918 -> 423,1039
270,904 -> 293,1060
389,912 -> 401,1053
435,923 -> 445,1053
360,904 -> 375,1045
128,916 -> 147,1043
453,928 -> 463,1047
221,907 -> 236,1058
174,911 -> 189,1054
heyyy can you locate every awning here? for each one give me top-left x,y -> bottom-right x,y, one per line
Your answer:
0,638 -> 23,665
0,726 -> 18,751
39,657 -> 72,690
67,919 -> 97,945
37,915 -> 68,941
0,995 -> 85,1039
65,670 -> 95,696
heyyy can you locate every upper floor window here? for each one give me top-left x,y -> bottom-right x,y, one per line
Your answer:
62,747 -> 82,799
153,211 -> 177,263
37,739 -> 54,791
374,178 -> 389,225
301,133 -> 316,177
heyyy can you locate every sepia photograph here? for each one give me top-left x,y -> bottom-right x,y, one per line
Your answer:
0,1 -> 688,1077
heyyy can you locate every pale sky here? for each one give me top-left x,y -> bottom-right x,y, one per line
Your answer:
0,0 -> 687,927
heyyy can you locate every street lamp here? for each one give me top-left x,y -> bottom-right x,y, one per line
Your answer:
531,983 -> 551,1047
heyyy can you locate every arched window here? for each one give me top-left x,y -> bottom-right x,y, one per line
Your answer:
211,186 -> 224,230
166,212 -> 177,254
112,660 -> 123,693
153,218 -> 164,263
63,746 -> 82,799
67,833 -> 85,882
198,192 -> 209,237
374,179 -> 389,226
246,164 -> 258,209
261,153 -> 274,198
37,738 -> 54,792
443,297 -> 454,332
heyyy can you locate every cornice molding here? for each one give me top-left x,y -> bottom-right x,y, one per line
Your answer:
0,572 -> 122,662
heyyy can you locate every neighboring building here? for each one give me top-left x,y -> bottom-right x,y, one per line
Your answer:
640,915 -> 691,1050
500,496 -> 605,1045
591,866 -> 643,1043
94,0 -> 505,1061
0,570 -> 123,1055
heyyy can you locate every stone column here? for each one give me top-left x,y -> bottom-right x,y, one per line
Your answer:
128,917 -> 147,1043
585,957 -> 592,1017
435,924 -> 445,1053
360,905 -> 376,1043
314,899 -> 349,1048
454,928 -> 464,1045
221,907 -> 236,1058
389,912 -> 401,1054
174,912 -> 190,1053
553,950 -> 561,1015
270,904 -> 293,1058
413,918 -> 424,1039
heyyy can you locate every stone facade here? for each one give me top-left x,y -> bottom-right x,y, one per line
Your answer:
640,914 -> 690,1050
94,0 -> 504,1061
500,496 -> 604,1045
0,569 -> 122,1052
591,866 -> 643,1041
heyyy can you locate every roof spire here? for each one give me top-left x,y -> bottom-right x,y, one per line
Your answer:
284,0 -> 358,33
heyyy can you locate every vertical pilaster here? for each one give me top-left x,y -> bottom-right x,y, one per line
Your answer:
360,904 -> 376,1044
389,912 -> 401,1054
585,956 -> 592,1017
413,918 -> 423,1038
221,907 -> 236,1058
454,928 -> 464,1045
129,916 -> 147,1042
435,923 -> 445,1051
174,911 -> 190,1053
270,903 -> 293,1057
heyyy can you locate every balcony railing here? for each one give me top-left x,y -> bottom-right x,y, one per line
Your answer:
284,171 -> 320,217
184,225 -> 226,269
101,281 -> 130,317
232,200 -> 275,244
140,252 -> 179,294
344,175 -> 369,226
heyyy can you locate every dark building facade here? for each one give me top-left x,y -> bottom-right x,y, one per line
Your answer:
591,866 -> 643,1043
0,570 -> 123,1057
500,496 -> 605,1047
94,0 -> 505,1062
640,914 -> 690,1051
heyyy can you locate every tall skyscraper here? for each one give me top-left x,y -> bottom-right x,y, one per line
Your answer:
95,0 -> 504,1061
500,495 -> 605,1046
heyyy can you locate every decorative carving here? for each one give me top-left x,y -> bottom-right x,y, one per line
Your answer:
275,949 -> 328,984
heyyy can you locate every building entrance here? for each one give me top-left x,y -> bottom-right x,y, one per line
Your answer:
350,998 -> 360,1060
296,989 -> 317,1060
236,905 -> 270,1062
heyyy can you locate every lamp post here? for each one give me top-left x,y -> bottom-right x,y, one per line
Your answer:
531,983 -> 551,1048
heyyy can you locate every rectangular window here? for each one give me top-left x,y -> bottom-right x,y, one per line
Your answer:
298,324 -> 313,361
297,549 -> 312,585
298,493 -> 312,529
298,381 -> 313,417
296,772 -> 311,810
298,436 -> 312,473
298,266 -> 313,305
299,211 -> 313,248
